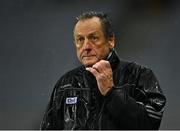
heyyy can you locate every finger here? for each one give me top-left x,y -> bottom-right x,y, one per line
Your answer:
101,60 -> 111,68
86,67 -> 99,77
92,61 -> 105,73
92,65 -> 101,73
94,60 -> 111,73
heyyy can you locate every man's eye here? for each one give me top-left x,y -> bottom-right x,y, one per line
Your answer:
75,37 -> 84,47
77,37 -> 84,42
76,37 -> 85,44
90,36 -> 98,41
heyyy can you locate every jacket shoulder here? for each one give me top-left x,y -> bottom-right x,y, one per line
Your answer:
118,59 -> 156,86
120,59 -> 152,73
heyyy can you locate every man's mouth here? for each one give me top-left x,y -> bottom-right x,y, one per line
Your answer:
82,55 -> 95,59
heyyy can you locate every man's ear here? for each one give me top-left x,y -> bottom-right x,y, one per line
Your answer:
108,34 -> 115,49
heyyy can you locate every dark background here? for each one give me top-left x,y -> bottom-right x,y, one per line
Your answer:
0,0 -> 179,129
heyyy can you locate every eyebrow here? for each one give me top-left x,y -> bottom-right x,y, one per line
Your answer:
75,31 -> 99,37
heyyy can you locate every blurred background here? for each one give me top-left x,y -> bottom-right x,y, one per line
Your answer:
0,0 -> 179,129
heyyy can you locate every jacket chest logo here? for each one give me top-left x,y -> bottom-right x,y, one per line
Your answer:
66,97 -> 77,104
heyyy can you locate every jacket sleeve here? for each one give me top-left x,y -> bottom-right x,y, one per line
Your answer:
105,66 -> 166,129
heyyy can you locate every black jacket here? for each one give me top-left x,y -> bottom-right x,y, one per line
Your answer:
40,51 -> 166,130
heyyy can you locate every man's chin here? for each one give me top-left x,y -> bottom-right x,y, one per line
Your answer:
82,60 -> 97,67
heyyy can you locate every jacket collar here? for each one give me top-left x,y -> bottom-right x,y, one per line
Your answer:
107,50 -> 120,70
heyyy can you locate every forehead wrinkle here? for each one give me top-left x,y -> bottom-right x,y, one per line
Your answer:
75,30 -> 100,37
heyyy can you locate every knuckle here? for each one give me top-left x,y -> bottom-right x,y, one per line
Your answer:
102,60 -> 107,64
105,60 -> 110,65
92,68 -> 98,74
100,74 -> 105,79
97,76 -> 103,81
96,62 -> 101,67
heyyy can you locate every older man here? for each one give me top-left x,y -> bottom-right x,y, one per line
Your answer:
40,11 -> 166,130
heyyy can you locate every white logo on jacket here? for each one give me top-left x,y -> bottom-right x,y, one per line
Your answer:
66,97 -> 77,104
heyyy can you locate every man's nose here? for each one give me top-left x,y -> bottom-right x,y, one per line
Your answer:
83,38 -> 92,50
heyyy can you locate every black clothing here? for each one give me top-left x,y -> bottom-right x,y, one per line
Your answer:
40,51 -> 166,130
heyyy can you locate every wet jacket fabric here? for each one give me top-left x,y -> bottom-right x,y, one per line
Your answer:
40,51 -> 166,130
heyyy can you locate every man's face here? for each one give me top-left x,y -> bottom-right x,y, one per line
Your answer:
74,17 -> 115,67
